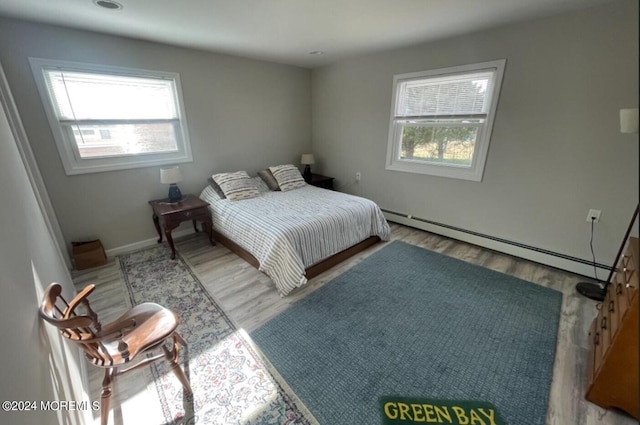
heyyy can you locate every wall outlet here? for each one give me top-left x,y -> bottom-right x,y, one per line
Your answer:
586,209 -> 601,223
355,172 -> 361,182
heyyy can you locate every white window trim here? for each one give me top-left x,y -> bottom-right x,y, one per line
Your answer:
29,58 -> 193,175
386,59 -> 506,182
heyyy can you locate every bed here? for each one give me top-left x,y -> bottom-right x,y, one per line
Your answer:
199,177 -> 390,296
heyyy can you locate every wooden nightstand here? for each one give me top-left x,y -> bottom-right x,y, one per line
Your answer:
149,194 -> 215,259
308,173 -> 335,190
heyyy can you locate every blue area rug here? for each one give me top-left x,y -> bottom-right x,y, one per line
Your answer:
250,240 -> 563,425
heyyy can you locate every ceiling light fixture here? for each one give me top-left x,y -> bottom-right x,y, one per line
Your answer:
308,50 -> 324,55
94,0 -> 123,10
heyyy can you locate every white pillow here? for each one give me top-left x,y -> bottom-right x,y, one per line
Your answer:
212,171 -> 260,201
269,164 -> 306,192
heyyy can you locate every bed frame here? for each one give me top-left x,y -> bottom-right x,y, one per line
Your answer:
212,230 -> 381,280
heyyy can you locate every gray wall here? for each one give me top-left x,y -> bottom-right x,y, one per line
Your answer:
311,0 -> 639,269
0,2 -> 638,273
0,71 -> 88,424
0,18 -> 311,252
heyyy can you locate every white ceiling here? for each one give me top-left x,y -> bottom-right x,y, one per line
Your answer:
0,0 -> 615,68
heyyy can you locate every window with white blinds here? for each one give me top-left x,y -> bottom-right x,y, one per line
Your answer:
386,60 -> 505,181
29,58 -> 192,175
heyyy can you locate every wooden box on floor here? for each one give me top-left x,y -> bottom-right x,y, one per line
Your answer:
586,237 -> 639,419
72,240 -> 107,270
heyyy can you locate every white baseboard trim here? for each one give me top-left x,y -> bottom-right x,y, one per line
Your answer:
384,213 -> 609,280
104,228 -> 195,258
105,214 -> 606,280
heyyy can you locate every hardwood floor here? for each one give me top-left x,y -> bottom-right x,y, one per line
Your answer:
72,222 -> 636,425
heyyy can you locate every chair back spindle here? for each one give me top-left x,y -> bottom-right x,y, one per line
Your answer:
39,284 -> 110,366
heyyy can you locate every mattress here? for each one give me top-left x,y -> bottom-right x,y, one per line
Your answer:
200,182 -> 390,295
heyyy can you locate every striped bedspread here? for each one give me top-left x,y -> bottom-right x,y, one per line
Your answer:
200,183 -> 390,296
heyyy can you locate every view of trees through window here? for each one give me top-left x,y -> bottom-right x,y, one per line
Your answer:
393,70 -> 490,168
400,125 -> 479,166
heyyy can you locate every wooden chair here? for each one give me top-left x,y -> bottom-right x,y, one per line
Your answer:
38,283 -> 192,425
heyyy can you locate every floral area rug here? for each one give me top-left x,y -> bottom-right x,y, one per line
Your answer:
118,244 -> 316,425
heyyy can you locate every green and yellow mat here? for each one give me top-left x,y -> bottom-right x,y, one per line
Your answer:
381,397 -> 505,425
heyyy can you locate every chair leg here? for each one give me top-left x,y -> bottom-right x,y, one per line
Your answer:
100,368 -> 115,425
163,334 -> 192,394
173,331 -> 188,348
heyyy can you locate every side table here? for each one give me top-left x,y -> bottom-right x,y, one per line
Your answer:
149,194 -> 215,259
308,173 -> 335,190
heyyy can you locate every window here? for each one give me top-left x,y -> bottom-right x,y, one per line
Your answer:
29,58 -> 192,175
386,60 -> 505,181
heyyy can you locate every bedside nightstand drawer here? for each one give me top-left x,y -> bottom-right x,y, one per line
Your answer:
165,207 -> 208,225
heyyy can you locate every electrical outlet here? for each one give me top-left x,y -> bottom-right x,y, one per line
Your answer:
586,209 -> 601,223
355,172 -> 361,182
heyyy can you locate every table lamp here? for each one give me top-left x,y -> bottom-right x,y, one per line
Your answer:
301,153 -> 315,182
160,166 -> 183,203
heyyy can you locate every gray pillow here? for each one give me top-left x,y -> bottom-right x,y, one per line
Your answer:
257,169 -> 281,191
207,177 -> 226,198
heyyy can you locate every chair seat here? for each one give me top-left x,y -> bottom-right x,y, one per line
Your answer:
89,303 -> 179,367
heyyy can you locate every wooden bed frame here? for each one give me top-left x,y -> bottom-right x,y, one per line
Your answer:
212,230 -> 381,280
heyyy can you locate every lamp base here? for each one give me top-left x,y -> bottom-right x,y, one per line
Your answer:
303,165 -> 312,183
168,184 -> 182,203
576,281 -> 607,302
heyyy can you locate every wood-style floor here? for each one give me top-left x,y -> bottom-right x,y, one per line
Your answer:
72,222 -> 636,425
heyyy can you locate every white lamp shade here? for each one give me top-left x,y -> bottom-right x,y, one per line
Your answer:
300,153 -> 315,165
620,108 -> 639,134
160,166 -> 183,184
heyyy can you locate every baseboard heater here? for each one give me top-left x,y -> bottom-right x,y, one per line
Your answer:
381,208 -> 612,277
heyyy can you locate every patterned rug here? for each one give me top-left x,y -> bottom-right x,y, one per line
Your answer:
117,245 -> 316,425
251,241 -> 563,425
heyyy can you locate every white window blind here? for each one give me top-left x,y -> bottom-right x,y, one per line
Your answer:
43,71 -> 179,122
396,71 -> 495,118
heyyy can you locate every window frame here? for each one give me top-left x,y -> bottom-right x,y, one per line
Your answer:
29,58 -> 193,175
386,59 -> 506,182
